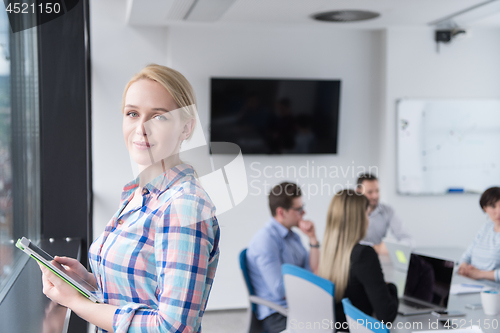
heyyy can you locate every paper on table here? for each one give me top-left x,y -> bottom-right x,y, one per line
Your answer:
450,283 -> 485,295
396,250 -> 408,264
414,325 -> 483,333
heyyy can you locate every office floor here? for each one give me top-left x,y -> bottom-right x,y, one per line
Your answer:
202,309 -> 247,333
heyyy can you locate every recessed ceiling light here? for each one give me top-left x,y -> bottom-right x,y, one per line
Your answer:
312,10 -> 380,23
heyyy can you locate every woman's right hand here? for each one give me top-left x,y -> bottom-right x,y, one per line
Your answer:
53,256 -> 97,288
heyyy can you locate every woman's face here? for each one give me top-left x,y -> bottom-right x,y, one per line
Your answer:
484,200 -> 500,224
123,79 -> 188,170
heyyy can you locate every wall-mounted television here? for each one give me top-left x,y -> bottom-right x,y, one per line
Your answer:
210,78 -> 341,154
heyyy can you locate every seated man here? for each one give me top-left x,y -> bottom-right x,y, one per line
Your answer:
246,182 -> 319,333
356,173 -> 413,254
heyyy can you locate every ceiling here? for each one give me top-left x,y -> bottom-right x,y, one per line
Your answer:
126,0 -> 500,28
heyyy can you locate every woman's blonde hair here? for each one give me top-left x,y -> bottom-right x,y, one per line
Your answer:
318,189 -> 369,301
122,64 -> 197,139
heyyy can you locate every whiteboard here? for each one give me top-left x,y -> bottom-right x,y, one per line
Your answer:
397,99 -> 500,195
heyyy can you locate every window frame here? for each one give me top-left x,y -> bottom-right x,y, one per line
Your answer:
37,1 -> 92,331
0,4 -> 41,301
0,1 -> 91,332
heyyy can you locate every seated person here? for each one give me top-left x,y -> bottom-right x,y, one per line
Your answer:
459,187 -> 500,282
246,182 -> 319,333
318,189 -> 398,324
356,173 -> 414,254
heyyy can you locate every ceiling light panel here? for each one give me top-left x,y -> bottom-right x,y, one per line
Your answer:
429,0 -> 500,26
221,0 -> 486,28
126,0 -> 195,25
186,0 -> 238,22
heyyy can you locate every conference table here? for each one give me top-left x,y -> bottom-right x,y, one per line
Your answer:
380,247 -> 500,333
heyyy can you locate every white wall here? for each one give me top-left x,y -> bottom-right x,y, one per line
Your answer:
90,0 -> 168,235
379,27 -> 500,248
166,25 -> 384,309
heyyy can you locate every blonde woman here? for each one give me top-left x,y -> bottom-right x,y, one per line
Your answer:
318,189 -> 398,324
37,64 -> 220,333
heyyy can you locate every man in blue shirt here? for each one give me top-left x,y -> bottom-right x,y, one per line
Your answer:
246,182 -> 320,333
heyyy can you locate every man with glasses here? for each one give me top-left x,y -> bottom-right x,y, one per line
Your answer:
246,182 -> 319,333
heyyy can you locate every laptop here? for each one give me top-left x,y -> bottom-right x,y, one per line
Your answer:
385,241 -> 411,271
398,253 -> 455,316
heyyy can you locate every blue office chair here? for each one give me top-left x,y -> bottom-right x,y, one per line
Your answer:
341,298 -> 390,333
281,264 -> 335,332
239,249 -> 287,333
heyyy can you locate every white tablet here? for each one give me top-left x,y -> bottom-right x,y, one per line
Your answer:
16,237 -> 102,303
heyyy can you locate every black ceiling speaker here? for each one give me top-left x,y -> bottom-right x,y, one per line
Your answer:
312,10 -> 380,22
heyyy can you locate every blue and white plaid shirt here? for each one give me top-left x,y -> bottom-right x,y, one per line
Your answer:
89,164 -> 220,332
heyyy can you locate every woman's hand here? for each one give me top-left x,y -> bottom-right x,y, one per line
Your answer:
38,262 -> 117,332
458,263 -> 495,281
463,266 -> 485,280
38,262 -> 88,308
53,256 -> 97,288
458,262 -> 470,276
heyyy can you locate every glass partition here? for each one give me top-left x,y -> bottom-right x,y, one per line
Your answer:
0,8 -> 40,299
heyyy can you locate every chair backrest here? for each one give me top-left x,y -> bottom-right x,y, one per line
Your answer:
341,299 -> 390,333
239,249 -> 255,294
239,249 -> 257,312
282,264 -> 335,332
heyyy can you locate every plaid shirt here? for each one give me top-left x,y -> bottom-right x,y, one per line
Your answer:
89,164 -> 220,333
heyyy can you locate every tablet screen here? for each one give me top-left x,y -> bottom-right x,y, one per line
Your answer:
27,241 -> 54,262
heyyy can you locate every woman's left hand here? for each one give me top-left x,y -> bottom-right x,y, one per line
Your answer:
459,264 -> 493,280
38,262 -> 86,308
462,265 -> 482,279
38,262 -> 117,332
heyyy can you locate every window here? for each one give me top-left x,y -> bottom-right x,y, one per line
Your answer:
0,8 -> 40,299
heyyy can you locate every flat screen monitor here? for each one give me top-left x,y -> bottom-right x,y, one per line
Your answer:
210,78 -> 341,154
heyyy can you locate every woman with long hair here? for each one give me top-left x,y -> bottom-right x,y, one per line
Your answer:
318,189 -> 398,324
37,64 -> 220,333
